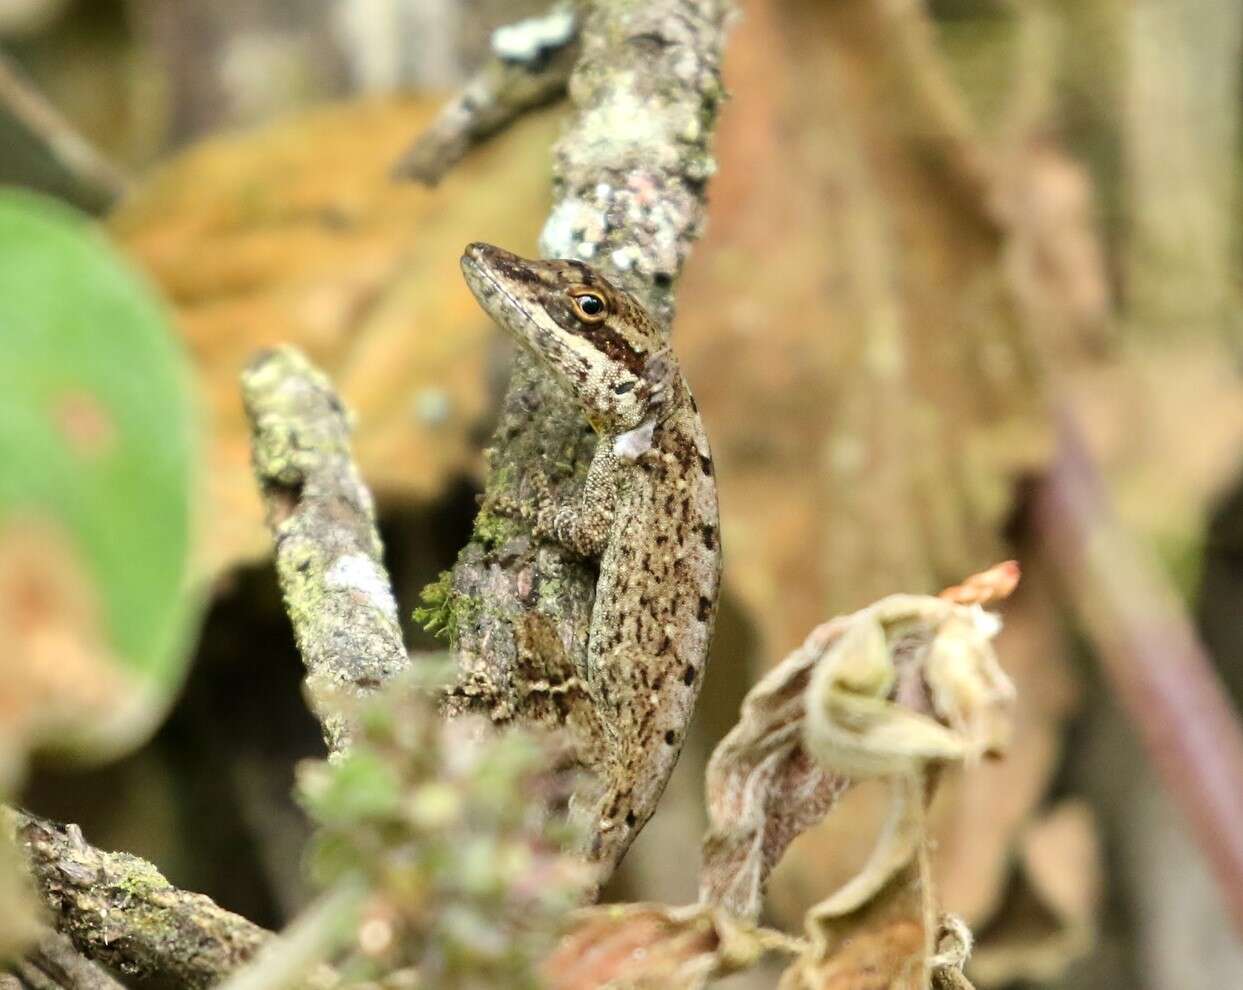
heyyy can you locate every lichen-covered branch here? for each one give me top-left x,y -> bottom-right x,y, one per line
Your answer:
242,346 -> 409,755
537,1 -> 728,317
393,4 -> 579,185
440,0 -> 730,886
6,931 -> 127,990
11,810 -> 270,989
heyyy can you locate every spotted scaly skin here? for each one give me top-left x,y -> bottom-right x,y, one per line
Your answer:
461,243 -> 721,873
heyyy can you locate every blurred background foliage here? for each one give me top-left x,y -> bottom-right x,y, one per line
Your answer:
2,0 -> 1242,987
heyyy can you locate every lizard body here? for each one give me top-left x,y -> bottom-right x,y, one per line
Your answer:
460,243 -> 721,872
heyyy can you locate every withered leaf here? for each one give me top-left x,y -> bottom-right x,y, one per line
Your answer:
699,619 -> 850,920
702,592 -> 1015,923
781,858 -> 977,990
108,97 -> 560,578
544,903 -> 796,990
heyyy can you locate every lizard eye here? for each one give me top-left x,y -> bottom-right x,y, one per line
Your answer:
570,291 -> 608,323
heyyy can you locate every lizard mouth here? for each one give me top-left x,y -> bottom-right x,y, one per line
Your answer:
460,248 -> 543,344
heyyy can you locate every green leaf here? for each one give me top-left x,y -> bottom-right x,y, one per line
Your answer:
300,749 -> 403,826
0,188 -> 199,766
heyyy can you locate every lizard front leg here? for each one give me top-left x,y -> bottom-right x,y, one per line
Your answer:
536,443 -> 619,556
488,444 -> 618,558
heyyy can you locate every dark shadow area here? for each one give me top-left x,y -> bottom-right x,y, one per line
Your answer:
21,480 -> 481,927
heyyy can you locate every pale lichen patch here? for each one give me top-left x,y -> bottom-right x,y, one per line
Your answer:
491,6 -> 576,64
326,553 -> 399,626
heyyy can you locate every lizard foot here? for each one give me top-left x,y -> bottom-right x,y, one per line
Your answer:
483,475 -> 566,546
484,490 -> 536,522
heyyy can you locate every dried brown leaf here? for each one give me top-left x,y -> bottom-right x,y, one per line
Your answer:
938,562 -> 1021,607
782,837 -> 978,990
929,565 -> 1080,927
108,97 -> 559,578
701,593 -> 1015,922
544,903 -> 796,990
779,859 -> 975,990
699,619 -> 849,920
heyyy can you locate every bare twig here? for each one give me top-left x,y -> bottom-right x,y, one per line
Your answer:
11,810 -> 270,989
867,0 -> 998,217
440,0 -> 731,885
0,52 -> 128,208
1032,408 -> 1243,936
393,4 -> 579,185
242,346 -> 410,755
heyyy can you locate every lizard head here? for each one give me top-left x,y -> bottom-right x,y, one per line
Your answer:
461,242 -> 670,433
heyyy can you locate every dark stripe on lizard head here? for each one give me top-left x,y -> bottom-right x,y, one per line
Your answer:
461,242 -> 674,434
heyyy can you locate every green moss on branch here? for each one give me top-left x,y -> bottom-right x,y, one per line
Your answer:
11,811 -> 269,989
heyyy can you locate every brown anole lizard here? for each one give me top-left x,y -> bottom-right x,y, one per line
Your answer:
461,243 -> 721,874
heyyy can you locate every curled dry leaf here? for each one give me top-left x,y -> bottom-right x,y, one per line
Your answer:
803,595 -> 1014,782
780,591 -> 1019,990
779,859 -> 980,990
938,561 -> 1021,607
699,619 -> 851,921
544,902 -> 799,990
702,593 -> 1015,922
927,563 -> 1081,935
801,594 -> 1013,952
782,852 -> 978,990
